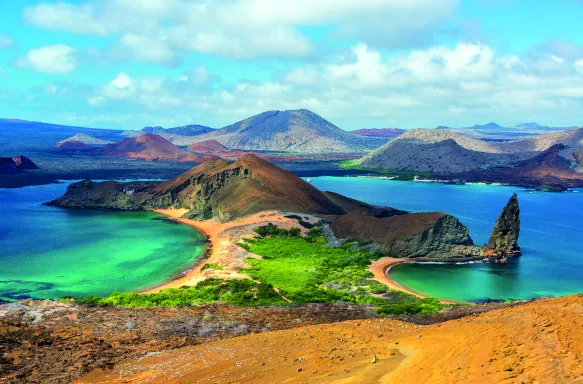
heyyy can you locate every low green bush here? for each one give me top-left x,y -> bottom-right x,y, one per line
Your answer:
70,225 -> 444,316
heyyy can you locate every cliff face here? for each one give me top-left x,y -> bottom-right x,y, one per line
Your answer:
48,155 -> 344,220
482,194 -> 521,257
47,155 -> 491,259
331,210 -> 480,259
47,180 -> 157,210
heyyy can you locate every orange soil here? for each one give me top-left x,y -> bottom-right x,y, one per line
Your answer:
79,294 -> 583,383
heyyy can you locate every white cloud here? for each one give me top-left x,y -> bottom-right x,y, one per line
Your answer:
117,33 -> 178,64
16,41 -> 583,129
0,35 -> 13,49
101,73 -> 136,99
16,45 -> 78,74
23,0 -> 458,60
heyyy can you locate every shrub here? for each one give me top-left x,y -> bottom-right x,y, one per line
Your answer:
201,263 -> 223,271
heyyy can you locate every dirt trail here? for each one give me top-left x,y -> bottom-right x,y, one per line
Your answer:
78,295 -> 583,384
144,209 -> 309,292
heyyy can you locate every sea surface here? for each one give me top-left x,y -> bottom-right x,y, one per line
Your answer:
0,182 -> 205,302
310,176 -> 583,303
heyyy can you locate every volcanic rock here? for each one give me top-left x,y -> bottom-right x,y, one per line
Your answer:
482,194 -> 521,257
0,155 -> 39,174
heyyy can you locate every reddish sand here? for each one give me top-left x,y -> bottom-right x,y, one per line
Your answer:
97,134 -> 184,160
78,294 -> 583,383
369,258 -> 457,304
144,209 -> 314,292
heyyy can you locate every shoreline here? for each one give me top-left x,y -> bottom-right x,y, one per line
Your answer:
143,210 -> 464,304
141,209 -> 308,293
369,257 -> 459,305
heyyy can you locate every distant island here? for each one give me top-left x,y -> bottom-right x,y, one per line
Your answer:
352,128 -> 583,190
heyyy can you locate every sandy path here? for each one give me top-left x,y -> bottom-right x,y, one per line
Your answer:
78,294 -> 583,383
145,211 -> 457,304
143,209 -> 309,292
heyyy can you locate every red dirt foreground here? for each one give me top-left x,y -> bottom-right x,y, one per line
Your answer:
79,295 -> 583,384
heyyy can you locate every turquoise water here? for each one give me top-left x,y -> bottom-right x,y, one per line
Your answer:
310,177 -> 583,303
0,183 -> 206,302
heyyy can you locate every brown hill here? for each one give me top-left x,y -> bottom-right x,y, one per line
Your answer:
48,155 -> 344,219
48,155 -> 510,258
0,155 -> 39,174
331,210 -> 477,258
187,140 -> 229,153
80,294 -> 583,384
450,144 -> 583,188
95,134 -> 185,160
151,155 -> 345,220
358,127 -> 583,186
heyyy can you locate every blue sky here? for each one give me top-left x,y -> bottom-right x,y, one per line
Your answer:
0,0 -> 582,130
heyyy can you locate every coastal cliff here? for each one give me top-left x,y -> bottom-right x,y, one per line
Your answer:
47,155 -> 483,259
46,180 -> 157,210
482,193 -> 522,257
331,210 -> 480,259
46,156 -> 523,260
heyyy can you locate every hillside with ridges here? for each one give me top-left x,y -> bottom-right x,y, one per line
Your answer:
359,128 -> 583,174
189,109 -> 388,154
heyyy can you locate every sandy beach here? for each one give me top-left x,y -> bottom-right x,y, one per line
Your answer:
369,257 -> 458,304
143,209 -> 311,293
145,209 -> 458,304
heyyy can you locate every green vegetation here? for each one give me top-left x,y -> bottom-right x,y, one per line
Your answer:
539,185 -> 565,192
241,226 -> 444,315
339,160 -> 433,180
74,278 -> 286,308
201,263 -> 223,271
68,225 -> 445,316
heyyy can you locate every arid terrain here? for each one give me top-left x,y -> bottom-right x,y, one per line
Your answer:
71,294 -> 583,384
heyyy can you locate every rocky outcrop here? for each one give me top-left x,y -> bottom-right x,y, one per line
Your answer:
0,156 -> 39,174
47,155 -> 345,219
46,180 -> 157,210
47,155 -> 490,259
331,210 -> 480,259
482,194 -> 521,257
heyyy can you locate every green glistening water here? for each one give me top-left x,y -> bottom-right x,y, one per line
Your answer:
0,183 -> 206,302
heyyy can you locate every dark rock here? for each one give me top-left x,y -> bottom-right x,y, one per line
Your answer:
12,155 -> 39,170
330,210 -> 481,259
0,155 -> 39,174
482,193 -> 521,257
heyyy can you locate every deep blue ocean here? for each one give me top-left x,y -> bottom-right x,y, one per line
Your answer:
310,177 -> 583,302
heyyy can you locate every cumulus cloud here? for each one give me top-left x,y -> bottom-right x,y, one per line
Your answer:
75,41 -> 582,128
23,0 -> 457,60
0,35 -> 13,49
15,44 -> 78,74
